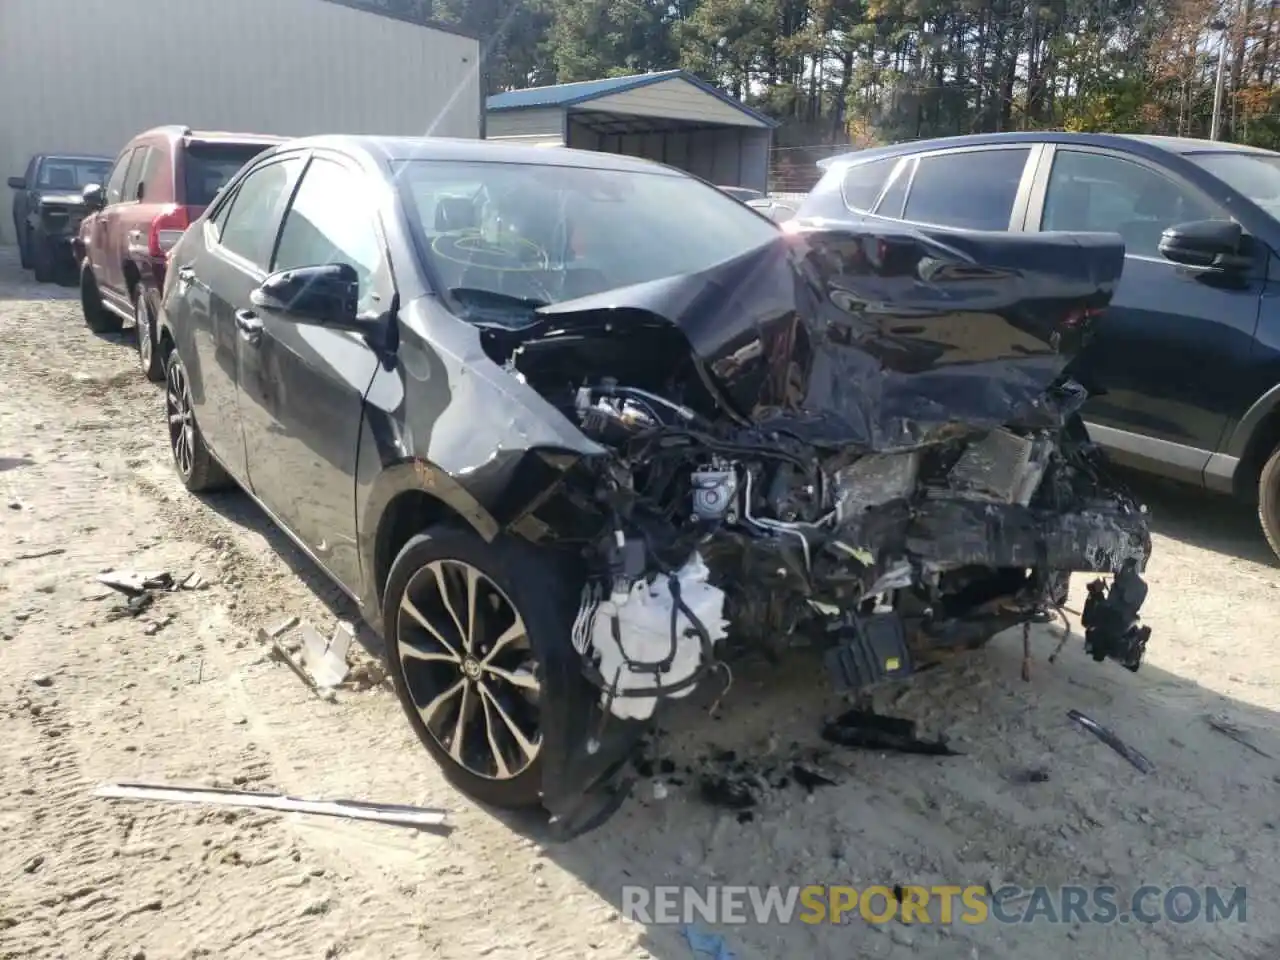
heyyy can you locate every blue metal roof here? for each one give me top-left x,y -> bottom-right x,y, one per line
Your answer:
486,70 -> 778,127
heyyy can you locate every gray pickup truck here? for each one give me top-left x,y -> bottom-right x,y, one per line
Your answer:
9,154 -> 111,282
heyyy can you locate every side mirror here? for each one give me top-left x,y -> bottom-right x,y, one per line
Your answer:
251,263 -> 361,329
1158,219 -> 1251,271
82,183 -> 105,210
7,176 -> 25,190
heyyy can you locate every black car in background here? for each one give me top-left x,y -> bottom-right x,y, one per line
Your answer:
797,132 -> 1280,560
154,135 -> 1152,837
9,154 -> 112,281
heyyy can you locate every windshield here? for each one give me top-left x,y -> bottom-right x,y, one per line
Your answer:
36,158 -> 110,191
393,159 -> 780,310
1189,151 -> 1280,218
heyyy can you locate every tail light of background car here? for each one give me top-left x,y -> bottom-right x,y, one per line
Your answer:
148,205 -> 192,258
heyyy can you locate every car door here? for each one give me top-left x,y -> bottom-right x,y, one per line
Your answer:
90,147 -> 138,298
178,153 -> 306,483
1024,145 -> 1267,485
236,153 -> 388,590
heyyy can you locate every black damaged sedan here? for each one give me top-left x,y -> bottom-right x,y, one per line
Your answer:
156,136 -> 1153,837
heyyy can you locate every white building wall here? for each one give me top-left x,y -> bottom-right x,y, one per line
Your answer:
0,0 -> 481,242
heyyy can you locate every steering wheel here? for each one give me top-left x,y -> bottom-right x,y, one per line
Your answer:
431,229 -> 550,273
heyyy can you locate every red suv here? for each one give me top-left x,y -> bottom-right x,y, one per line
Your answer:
76,126 -> 281,379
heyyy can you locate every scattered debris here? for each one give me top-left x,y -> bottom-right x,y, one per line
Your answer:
22,854 -> 44,874
31,673 -> 52,688
1204,713 -> 1273,760
105,592 -> 154,621
263,628 -> 327,699
790,764 -> 838,792
699,775 -> 756,811
97,570 -> 173,597
1010,767 -> 1051,784
15,548 -> 65,561
8,499 -> 23,510
91,781 -> 451,833
268,615 -> 301,638
682,924 -> 737,960
179,571 -> 208,591
300,621 -> 354,689
1067,709 -> 1153,773
821,709 -> 960,756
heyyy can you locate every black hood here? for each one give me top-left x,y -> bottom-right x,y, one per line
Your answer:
528,222 -> 1124,452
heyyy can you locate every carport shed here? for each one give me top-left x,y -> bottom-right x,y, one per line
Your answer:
485,71 -> 777,194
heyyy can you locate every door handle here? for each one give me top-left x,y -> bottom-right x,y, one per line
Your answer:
177,266 -> 196,283
235,309 -> 264,343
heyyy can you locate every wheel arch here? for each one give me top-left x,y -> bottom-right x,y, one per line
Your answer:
1225,383 -> 1280,502
360,460 -> 501,616
122,258 -> 141,301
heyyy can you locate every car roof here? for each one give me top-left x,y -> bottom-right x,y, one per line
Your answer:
820,131 -> 1279,170
37,154 -> 112,163
131,125 -> 285,148
262,134 -> 685,175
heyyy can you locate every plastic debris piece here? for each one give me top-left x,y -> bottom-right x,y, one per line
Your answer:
682,924 -> 737,960
1067,709 -> 1153,773
821,709 -> 959,756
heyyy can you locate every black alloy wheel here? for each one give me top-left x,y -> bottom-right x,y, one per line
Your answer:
164,350 -> 229,492
384,529 -> 599,811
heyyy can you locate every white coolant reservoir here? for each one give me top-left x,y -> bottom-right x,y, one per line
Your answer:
587,552 -> 728,721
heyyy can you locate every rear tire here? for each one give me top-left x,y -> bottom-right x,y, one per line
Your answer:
164,349 -> 231,493
135,292 -> 164,382
81,265 -> 121,333
1258,444 -> 1280,563
382,528 -> 587,811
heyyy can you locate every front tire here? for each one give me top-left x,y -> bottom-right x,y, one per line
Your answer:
135,292 -> 164,382
164,349 -> 230,493
1258,444 -> 1280,563
383,528 -> 584,811
31,232 -> 54,283
81,265 -> 121,333
18,226 -> 31,269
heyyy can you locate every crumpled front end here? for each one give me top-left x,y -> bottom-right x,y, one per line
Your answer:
479,221 -> 1153,834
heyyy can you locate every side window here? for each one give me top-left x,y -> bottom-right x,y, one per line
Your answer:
139,147 -> 167,201
873,158 -> 913,219
273,158 -> 385,301
105,149 -> 136,205
842,157 -> 898,214
903,148 -> 1031,230
1041,150 -> 1222,258
208,184 -> 238,240
121,147 -> 150,203
216,157 -> 304,270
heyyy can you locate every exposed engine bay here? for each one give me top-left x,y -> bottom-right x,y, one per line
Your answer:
480,223 -> 1154,734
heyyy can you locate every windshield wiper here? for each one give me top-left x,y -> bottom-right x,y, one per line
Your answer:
446,287 -> 549,326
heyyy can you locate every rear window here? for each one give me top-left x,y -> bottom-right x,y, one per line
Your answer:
182,142 -> 274,206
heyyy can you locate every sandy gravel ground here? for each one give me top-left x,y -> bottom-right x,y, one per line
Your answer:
2,247 -> 1279,960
